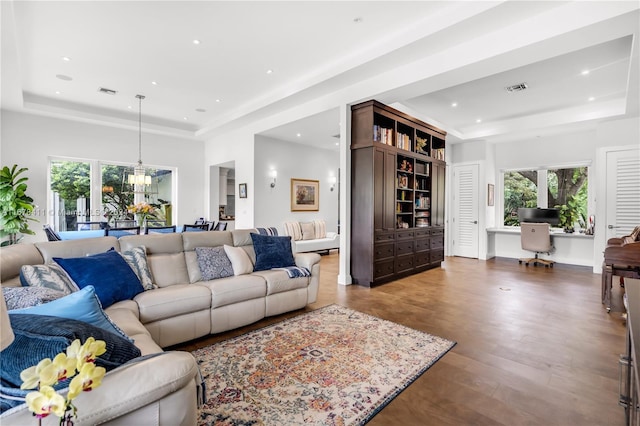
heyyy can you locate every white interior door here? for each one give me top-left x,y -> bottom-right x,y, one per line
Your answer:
606,148 -> 640,239
453,164 -> 479,258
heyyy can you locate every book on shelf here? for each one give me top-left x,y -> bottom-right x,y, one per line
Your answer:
396,133 -> 411,151
416,218 -> 430,227
373,125 -> 394,145
415,196 -> 430,209
432,148 -> 445,160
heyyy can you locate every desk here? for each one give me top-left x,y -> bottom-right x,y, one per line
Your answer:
487,227 -> 594,267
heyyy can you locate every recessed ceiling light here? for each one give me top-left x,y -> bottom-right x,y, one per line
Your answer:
266,69 -> 273,74
476,119 -> 482,123
55,91 -> 61,95
335,142 -> 339,146
215,99 -> 221,103
127,105 -> 132,109
62,56 -> 71,62
151,81 -> 158,85
183,117 -> 188,120
195,108 -> 206,113
296,133 -> 301,137
192,39 -> 201,45
588,97 -> 595,101
451,102 -> 458,107
581,70 -> 590,76
56,74 -> 73,81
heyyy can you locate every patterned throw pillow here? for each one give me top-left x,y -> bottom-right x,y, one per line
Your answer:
300,222 -> 316,240
196,246 -> 234,280
313,219 -> 327,239
2,287 -> 66,310
117,246 -> 156,290
19,263 -> 78,295
283,221 -> 303,241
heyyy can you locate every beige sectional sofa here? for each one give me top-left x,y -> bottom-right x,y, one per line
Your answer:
0,229 -> 321,425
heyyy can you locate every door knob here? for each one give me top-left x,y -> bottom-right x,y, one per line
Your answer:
469,221 -> 478,224
608,225 -> 620,229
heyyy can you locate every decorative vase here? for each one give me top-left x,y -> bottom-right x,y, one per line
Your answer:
135,214 -> 146,228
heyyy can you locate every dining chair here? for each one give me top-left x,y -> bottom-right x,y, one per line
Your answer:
114,219 -> 136,228
213,222 -> 227,231
105,226 -> 141,238
77,221 -> 109,231
43,224 -> 62,241
145,225 -> 177,234
182,224 -> 209,232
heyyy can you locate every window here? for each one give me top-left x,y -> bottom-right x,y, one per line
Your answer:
49,158 -> 174,231
503,166 -> 589,228
503,170 -> 538,226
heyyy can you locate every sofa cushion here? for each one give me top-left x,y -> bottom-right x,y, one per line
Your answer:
251,269 -> 309,296
283,221 -> 302,241
104,307 -> 162,355
54,250 -> 144,308
223,245 -> 254,275
19,263 -> 78,295
146,253 -> 190,288
197,274 -> 266,309
300,222 -> 316,240
2,286 -> 66,310
9,285 -> 132,342
196,246 -> 233,280
1,313 -> 141,393
134,284 -> 211,324
251,233 -> 296,271
118,246 -> 156,290
313,219 -> 327,238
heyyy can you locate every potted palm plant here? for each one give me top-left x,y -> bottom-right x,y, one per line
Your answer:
0,164 -> 36,245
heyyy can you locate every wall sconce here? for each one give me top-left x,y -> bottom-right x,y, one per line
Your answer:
270,170 -> 277,188
329,176 -> 337,191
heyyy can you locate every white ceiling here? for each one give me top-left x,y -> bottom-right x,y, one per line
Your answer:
2,1 -> 639,148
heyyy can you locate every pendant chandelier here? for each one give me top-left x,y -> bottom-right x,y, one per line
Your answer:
124,94 -> 155,198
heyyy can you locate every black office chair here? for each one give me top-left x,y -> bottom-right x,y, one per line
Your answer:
213,222 -> 227,231
182,224 -> 209,232
105,226 -> 141,238
145,225 -> 177,234
43,224 -> 62,241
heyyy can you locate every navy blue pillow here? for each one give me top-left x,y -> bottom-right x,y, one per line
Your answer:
250,233 -> 295,271
53,250 -> 143,308
1,314 -> 141,413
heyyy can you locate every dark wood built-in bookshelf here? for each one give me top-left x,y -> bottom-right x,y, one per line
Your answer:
351,100 -> 446,287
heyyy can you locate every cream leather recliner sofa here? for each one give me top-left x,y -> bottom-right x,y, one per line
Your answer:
0,229 -> 321,425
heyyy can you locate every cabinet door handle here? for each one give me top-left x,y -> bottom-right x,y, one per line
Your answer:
619,354 -> 631,408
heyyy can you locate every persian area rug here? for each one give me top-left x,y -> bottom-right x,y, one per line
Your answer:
193,304 -> 455,426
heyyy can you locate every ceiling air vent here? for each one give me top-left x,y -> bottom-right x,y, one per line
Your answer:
505,82 -> 528,92
97,87 -> 117,95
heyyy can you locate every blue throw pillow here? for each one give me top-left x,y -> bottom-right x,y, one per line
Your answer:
250,233 -> 296,272
54,250 -> 143,308
9,285 -> 132,342
1,314 -> 141,413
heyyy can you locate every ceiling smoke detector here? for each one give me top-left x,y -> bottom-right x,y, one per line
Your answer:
505,82 -> 528,92
98,87 -> 118,95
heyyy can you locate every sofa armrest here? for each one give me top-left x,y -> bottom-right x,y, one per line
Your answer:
294,252 -> 321,271
0,351 -> 200,426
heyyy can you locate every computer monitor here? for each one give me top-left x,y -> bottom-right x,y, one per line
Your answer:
517,208 -> 560,226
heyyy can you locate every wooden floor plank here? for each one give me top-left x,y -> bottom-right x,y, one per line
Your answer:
175,254 -> 627,426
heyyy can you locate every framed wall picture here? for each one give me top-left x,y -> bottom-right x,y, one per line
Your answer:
239,183 -> 247,198
291,178 -> 319,211
487,183 -> 494,206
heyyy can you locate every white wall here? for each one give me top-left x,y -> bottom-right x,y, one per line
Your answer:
0,110 -> 205,242
254,136 -> 339,233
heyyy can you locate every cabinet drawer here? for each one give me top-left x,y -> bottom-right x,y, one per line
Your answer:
396,240 -> 414,256
414,228 -> 431,237
415,251 -> 430,267
430,236 -> 444,249
374,259 -> 395,279
430,249 -> 444,263
396,254 -> 414,273
374,242 -> 394,260
415,237 -> 430,252
396,229 -> 415,241
431,227 -> 444,236
375,232 -> 395,242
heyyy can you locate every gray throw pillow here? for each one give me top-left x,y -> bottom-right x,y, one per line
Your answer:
118,246 -> 156,290
2,286 -> 66,310
195,246 -> 234,280
19,263 -> 78,294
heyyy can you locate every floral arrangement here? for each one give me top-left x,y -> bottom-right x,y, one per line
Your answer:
20,337 -> 107,425
127,202 -> 155,216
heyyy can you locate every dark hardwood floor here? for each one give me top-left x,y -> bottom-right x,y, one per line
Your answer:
176,254 -> 627,426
